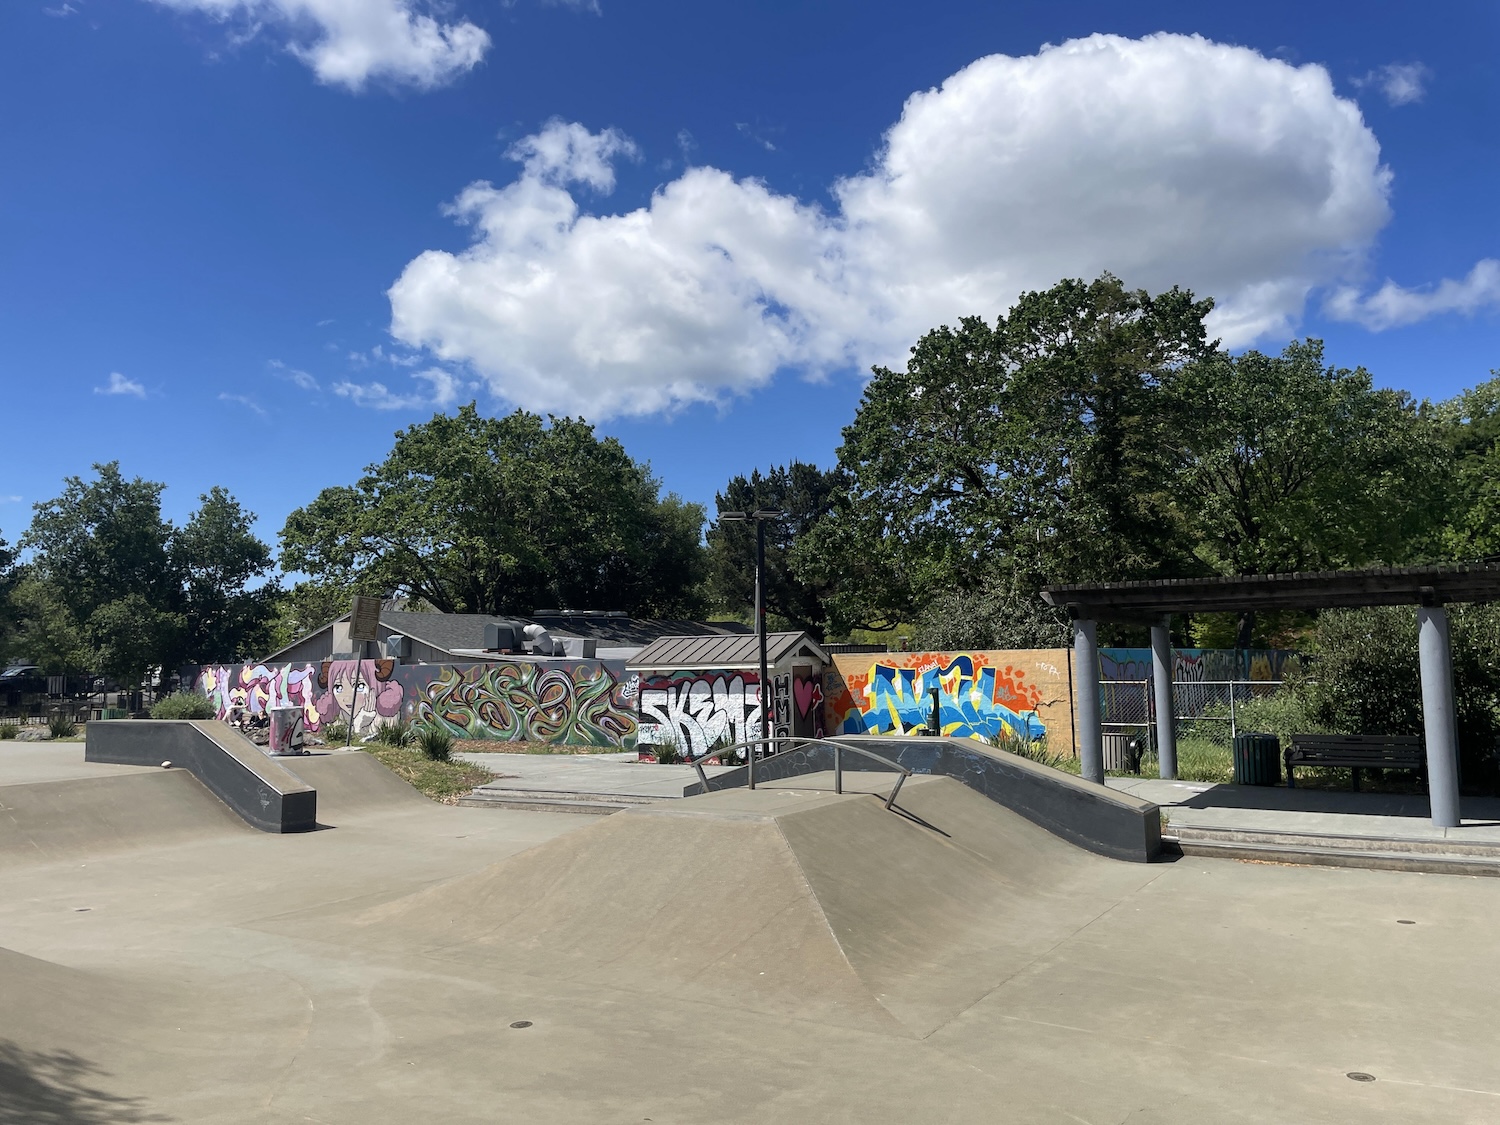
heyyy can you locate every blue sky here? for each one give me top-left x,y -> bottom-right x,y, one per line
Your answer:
2,0 -> 1497,559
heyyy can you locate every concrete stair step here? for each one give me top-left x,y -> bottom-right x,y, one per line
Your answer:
1166,824 -> 1500,876
455,787 -> 673,815
1170,823 -> 1500,857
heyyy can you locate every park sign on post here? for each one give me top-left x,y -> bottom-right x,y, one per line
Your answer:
349,596 -> 382,644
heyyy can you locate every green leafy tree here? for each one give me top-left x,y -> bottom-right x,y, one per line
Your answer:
175,486 -> 278,663
279,405 -> 708,617
0,538 -> 21,664
909,581 -> 1071,651
265,578 -> 370,652
22,463 -> 182,684
705,462 -> 845,637
1431,371 -> 1500,559
1173,340 -> 1451,645
798,274 -> 1214,633
9,575 -> 92,675
21,464 -> 276,683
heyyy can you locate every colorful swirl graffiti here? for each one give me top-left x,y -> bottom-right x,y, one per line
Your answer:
832,654 -> 1046,742
413,663 -> 637,747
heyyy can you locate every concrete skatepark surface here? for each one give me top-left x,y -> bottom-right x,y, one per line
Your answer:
4,744 -> 1500,1122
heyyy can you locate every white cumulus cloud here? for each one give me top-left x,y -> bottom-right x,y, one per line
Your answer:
147,0 -> 490,90
389,33 -> 1398,419
95,372 -> 146,398
1326,259 -> 1500,330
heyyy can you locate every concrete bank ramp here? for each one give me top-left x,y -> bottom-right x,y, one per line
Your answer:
277,776 -> 1161,1037
280,750 -> 434,824
86,720 -> 316,832
0,770 -> 256,868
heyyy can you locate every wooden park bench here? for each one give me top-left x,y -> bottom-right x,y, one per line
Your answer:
1284,734 -> 1427,791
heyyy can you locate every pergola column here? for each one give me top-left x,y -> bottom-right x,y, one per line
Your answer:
1418,604 -> 1461,828
1150,616 -> 1177,780
1073,617 -> 1104,784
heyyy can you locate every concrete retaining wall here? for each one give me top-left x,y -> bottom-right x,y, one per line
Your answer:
85,720 -> 317,833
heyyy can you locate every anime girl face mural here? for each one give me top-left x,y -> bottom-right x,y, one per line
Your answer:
316,659 -> 404,738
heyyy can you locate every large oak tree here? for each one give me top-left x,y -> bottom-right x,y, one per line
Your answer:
797,275 -> 1215,634
279,405 -> 708,617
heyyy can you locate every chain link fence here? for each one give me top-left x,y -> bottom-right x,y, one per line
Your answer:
1100,679 -> 1289,767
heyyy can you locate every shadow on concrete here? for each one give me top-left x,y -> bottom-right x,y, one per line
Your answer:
1173,783 -> 1500,825
0,1041 -> 170,1125
888,803 -> 952,838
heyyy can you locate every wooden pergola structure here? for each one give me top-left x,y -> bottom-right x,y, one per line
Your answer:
1041,563 -> 1500,828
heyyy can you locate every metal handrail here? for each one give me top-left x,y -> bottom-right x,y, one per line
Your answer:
684,736 -> 912,810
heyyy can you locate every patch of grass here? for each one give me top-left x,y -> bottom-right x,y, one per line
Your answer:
1123,737 -> 1233,783
1174,738 -> 1235,784
359,743 -> 496,803
450,738 -> 629,755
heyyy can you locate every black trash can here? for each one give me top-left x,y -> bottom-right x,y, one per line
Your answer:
1102,732 -> 1144,773
1233,732 -> 1280,786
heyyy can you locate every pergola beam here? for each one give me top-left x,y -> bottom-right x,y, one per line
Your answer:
1042,563 -> 1500,621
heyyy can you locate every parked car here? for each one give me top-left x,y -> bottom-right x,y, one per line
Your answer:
1,665 -> 47,709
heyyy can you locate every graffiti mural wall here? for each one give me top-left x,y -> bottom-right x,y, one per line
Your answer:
198,661 -> 327,732
636,671 -> 763,757
824,650 -> 1075,748
794,672 -> 825,739
1099,648 -> 1299,683
413,662 -> 636,747
192,658 -> 637,747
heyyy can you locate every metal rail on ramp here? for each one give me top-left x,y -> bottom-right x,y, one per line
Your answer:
687,736 -> 911,810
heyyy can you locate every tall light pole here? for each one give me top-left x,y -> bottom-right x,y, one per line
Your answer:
718,508 -> 784,789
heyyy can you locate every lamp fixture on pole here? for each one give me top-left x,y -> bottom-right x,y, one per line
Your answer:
717,509 -> 785,789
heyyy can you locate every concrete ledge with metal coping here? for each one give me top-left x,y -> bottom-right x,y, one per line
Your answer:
85,719 -> 317,833
690,735 -> 1163,863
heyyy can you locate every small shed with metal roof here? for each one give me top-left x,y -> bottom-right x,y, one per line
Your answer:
627,631 -> 828,675
628,631 -> 832,752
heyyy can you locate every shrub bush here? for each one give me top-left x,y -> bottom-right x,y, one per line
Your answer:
416,725 -> 454,762
375,718 -> 414,748
151,692 -> 218,720
1304,604 -> 1500,792
0,724 -> 16,740
1227,689 -> 1328,747
47,714 -> 78,739
321,720 -> 349,745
